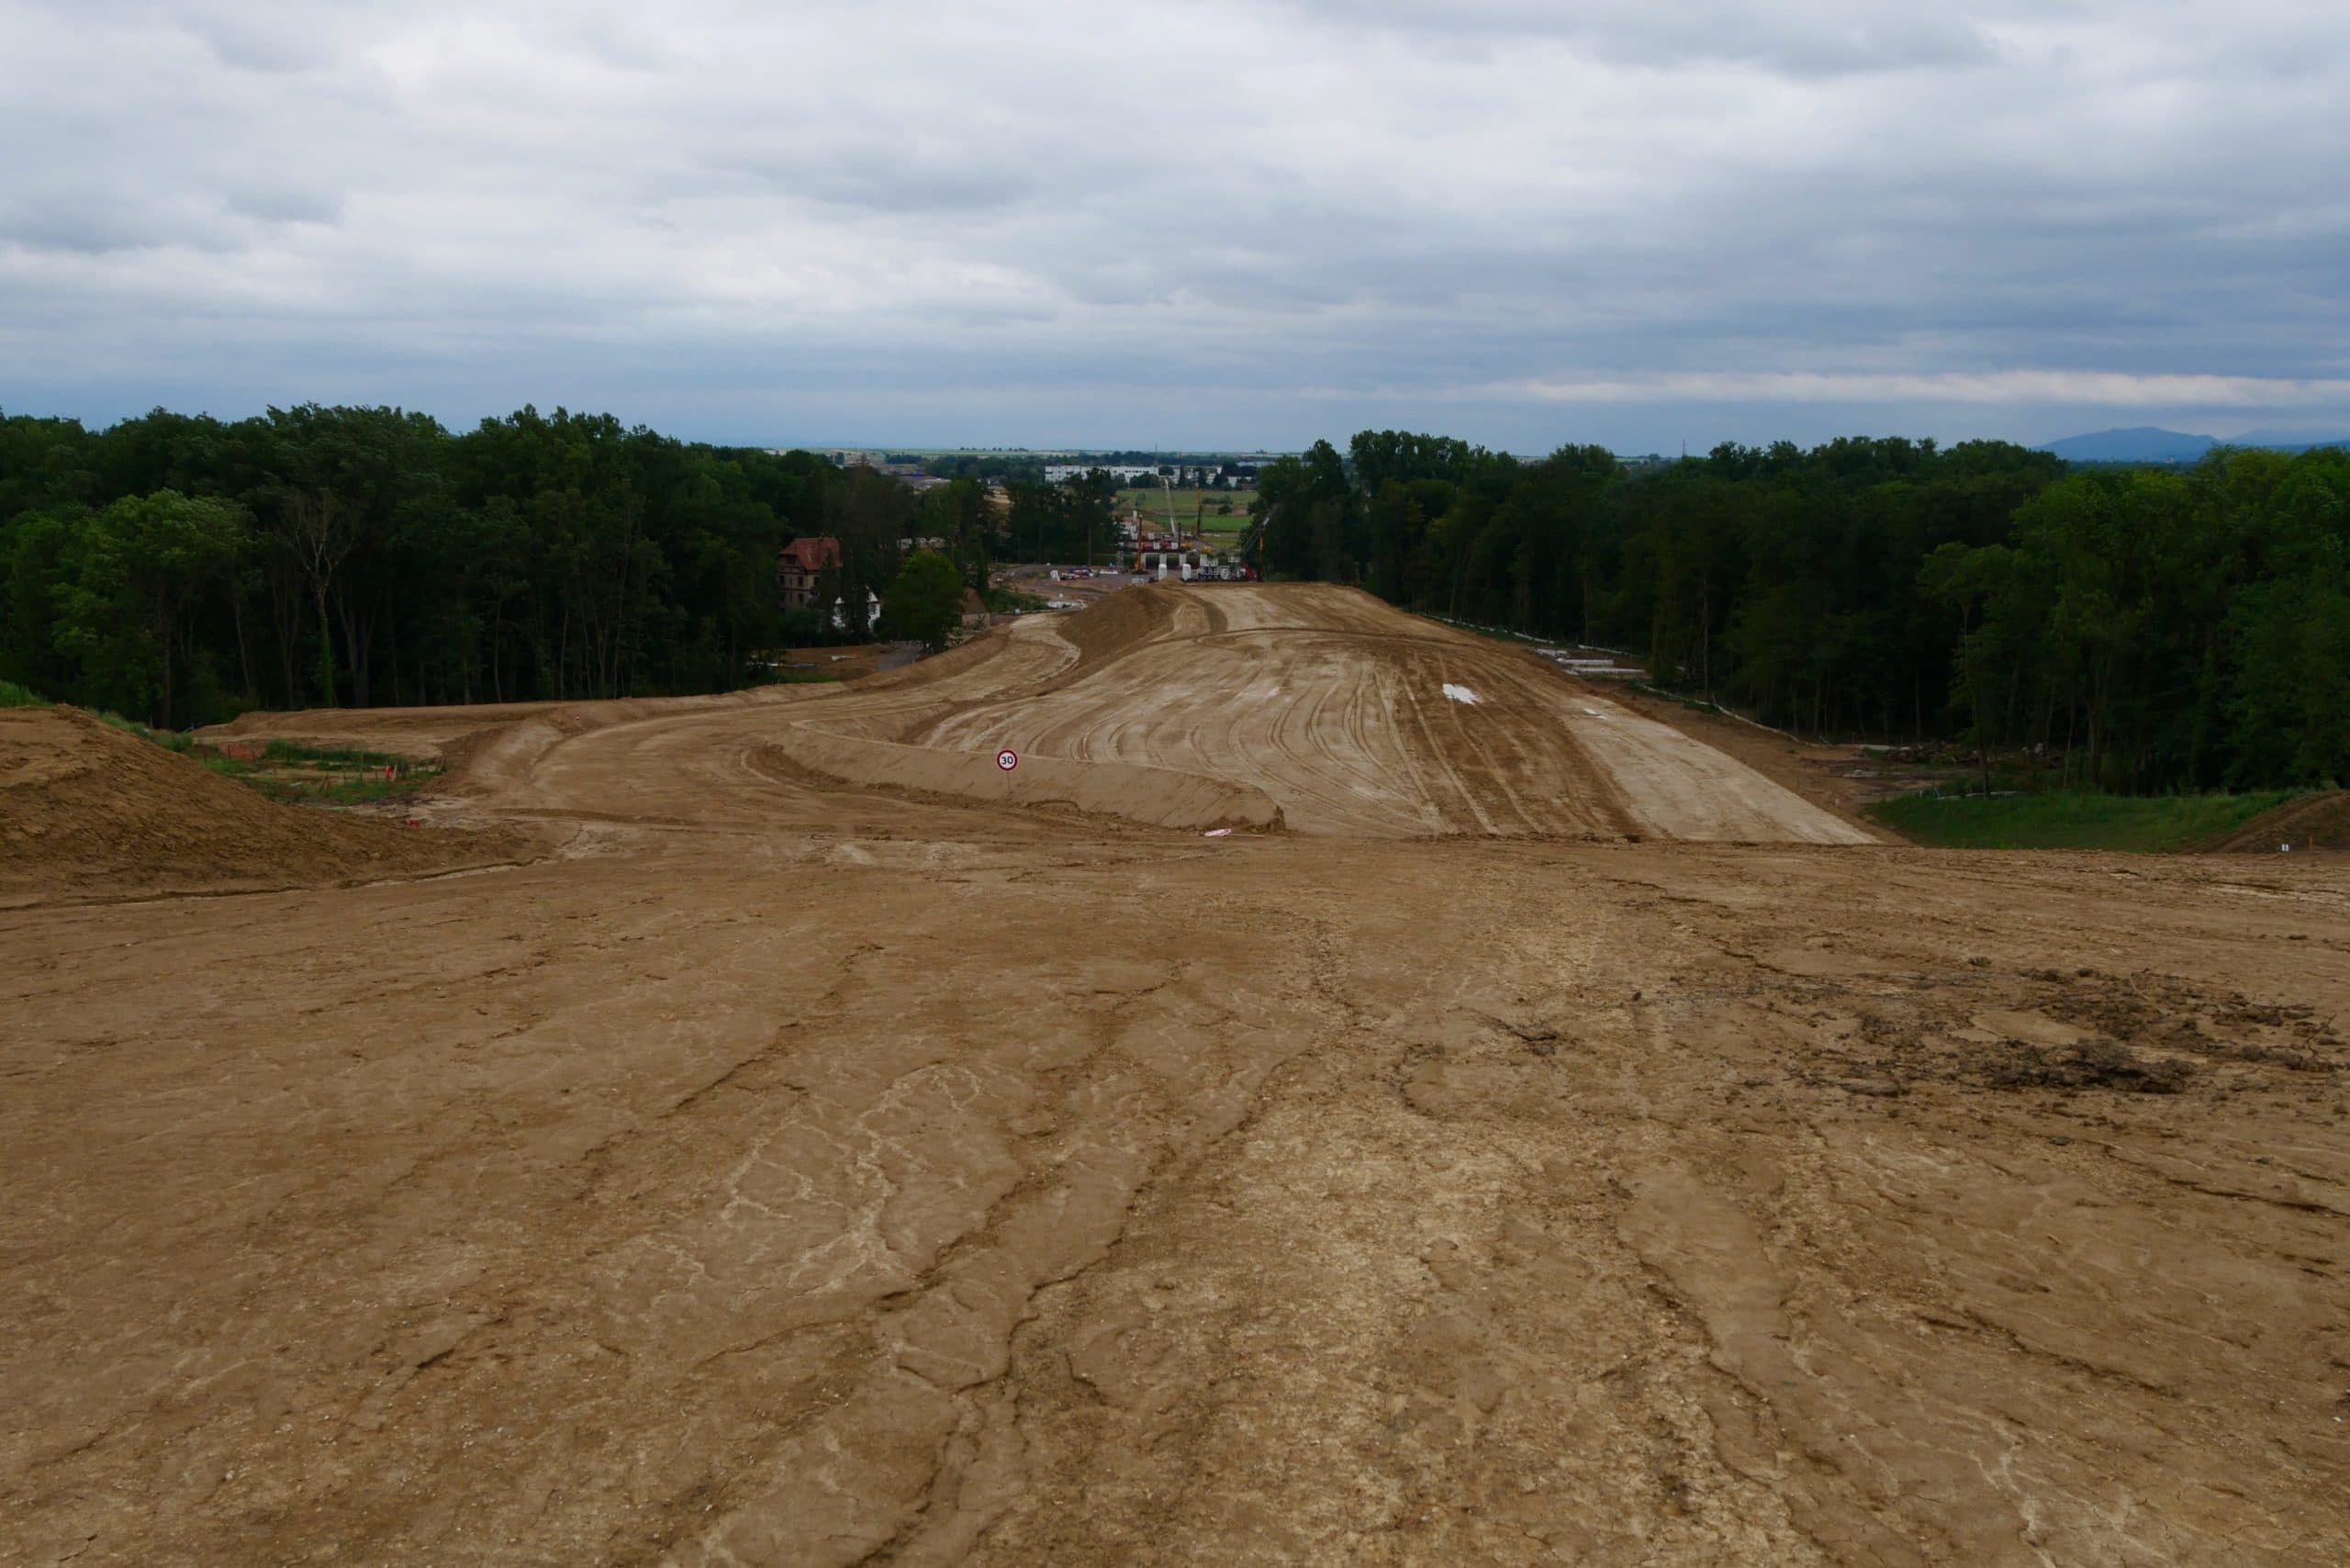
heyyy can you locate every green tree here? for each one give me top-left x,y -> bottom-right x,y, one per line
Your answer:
884,550 -> 965,651
53,490 -> 248,726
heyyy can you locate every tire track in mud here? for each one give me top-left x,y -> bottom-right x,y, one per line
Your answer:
1416,646 -> 1563,834
1393,670 -> 1502,835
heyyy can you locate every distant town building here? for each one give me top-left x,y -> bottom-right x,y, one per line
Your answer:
778,535 -> 842,611
1042,462 -> 1268,488
1045,463 -> 1166,485
833,588 -> 881,634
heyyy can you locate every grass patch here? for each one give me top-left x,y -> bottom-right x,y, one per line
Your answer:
10,696 -> 439,805
1868,789 -> 2304,853
1113,487 -> 1248,532
203,739 -> 442,806
254,738 -> 419,769
985,585 -> 1049,613
95,710 -> 195,751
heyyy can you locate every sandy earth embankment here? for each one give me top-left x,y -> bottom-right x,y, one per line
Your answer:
0,706 -> 530,904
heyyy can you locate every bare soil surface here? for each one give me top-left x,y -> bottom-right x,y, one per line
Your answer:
0,706 -> 529,906
6,584 -> 2348,1566
772,644 -> 922,682
779,585 -> 1869,843
1586,680 -> 1907,837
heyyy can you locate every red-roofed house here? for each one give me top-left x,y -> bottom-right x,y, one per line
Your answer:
778,536 -> 842,611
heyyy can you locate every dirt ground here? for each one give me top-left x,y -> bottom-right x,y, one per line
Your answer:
0,706 -> 531,905
6,584 -> 2348,1567
772,586 -> 1870,844
772,644 -> 922,683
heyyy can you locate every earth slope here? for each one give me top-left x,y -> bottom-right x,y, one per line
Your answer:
767,583 -> 1869,843
0,706 -> 523,903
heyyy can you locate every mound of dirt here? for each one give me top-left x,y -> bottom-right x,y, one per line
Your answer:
852,584 -> 1866,842
2199,790 -> 2350,853
0,707 -> 531,903
849,588 -> 1172,709
202,686 -> 825,796
755,726 -> 1282,833
1047,581 -> 1176,668
849,627 -> 1011,697
201,700 -> 570,766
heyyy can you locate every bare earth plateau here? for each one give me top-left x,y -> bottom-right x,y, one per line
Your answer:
6,585 -> 2347,1566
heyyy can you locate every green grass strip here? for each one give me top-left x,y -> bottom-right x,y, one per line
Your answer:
1868,789 -> 2303,852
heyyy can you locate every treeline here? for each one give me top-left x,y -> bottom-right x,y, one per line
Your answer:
1001,471 -> 1116,564
1254,431 -> 2350,792
0,405 -> 1001,727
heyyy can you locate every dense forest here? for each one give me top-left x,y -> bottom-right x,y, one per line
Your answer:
1251,431 -> 2350,793
0,405 -> 1001,726
6,407 -> 2344,798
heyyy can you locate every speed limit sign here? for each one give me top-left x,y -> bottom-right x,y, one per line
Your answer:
996,748 -> 1019,771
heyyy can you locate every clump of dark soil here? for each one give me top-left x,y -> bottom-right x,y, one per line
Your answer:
1988,1037 -> 2193,1093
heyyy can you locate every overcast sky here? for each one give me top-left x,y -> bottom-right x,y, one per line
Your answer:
4,0 -> 2347,453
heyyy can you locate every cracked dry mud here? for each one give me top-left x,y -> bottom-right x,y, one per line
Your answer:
6,584 -> 2349,1566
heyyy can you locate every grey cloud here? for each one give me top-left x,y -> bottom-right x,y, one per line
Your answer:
2,0 -> 2347,453
139,0 -> 364,73
0,195 -> 252,255
189,19 -> 338,74
5,0 -> 342,72
0,200 -> 167,255
729,148 -> 1042,217
223,185 -> 345,226
1277,0 -> 1999,73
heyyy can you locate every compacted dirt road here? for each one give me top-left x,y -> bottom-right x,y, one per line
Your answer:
6,585 -> 2347,1566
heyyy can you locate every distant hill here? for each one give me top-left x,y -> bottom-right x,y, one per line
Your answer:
2039,425 -> 2350,462
2230,427 -> 2350,451
2037,427 -> 2216,463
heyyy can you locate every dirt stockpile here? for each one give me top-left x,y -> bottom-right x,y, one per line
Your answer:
0,707 -> 527,902
198,686 -> 852,801
1042,575 -> 1176,668
199,698 -> 581,766
787,584 -> 1871,842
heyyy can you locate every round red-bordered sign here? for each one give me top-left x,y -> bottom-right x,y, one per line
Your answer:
996,748 -> 1019,771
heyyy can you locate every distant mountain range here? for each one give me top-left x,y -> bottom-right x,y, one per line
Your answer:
2038,426 -> 2350,462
